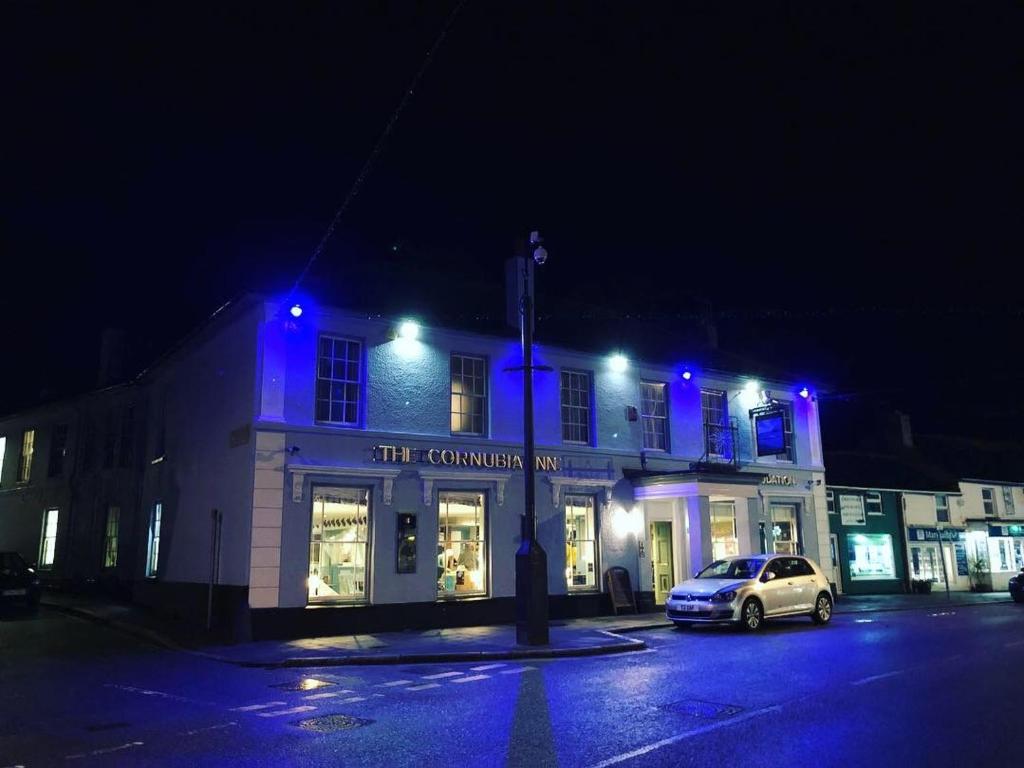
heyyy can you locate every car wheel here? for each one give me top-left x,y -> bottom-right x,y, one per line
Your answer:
740,598 -> 763,632
811,592 -> 833,625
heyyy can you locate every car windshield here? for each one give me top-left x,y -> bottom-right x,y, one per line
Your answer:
696,558 -> 765,580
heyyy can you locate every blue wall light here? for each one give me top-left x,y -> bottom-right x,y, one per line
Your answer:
799,387 -> 810,399
289,303 -> 303,318
681,368 -> 693,381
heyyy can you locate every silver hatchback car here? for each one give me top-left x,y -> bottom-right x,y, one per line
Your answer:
665,554 -> 834,631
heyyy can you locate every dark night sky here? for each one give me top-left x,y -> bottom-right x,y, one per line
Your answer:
4,2 -> 1022,443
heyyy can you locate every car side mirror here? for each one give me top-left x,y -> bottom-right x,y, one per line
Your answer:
762,571 -> 777,582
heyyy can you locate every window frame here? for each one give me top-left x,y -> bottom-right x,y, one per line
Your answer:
752,401 -> 795,462
146,501 -> 163,578
437,489 -> 489,600
1002,487 -> 1016,516
865,491 -> 883,516
564,494 -> 599,592
559,369 -> 593,446
38,507 -> 59,568
981,488 -> 996,517
307,485 -> 372,605
103,506 -> 120,569
449,353 -> 489,436
18,429 -> 35,484
710,500 -> 739,560
315,334 -> 364,428
48,424 -> 69,478
0,435 -> 6,487
639,381 -> 669,452
839,494 -> 866,526
826,489 -> 835,514
935,494 -> 950,524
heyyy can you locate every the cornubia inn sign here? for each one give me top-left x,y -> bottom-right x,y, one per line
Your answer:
372,445 -> 562,472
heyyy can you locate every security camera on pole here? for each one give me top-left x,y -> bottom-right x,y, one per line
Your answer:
515,230 -> 550,645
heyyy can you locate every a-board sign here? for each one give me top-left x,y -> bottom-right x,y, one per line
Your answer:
605,566 -> 637,615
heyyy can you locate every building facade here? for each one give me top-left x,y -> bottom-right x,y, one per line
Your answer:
0,295 -> 828,639
825,486 -> 908,595
959,479 -> 1024,591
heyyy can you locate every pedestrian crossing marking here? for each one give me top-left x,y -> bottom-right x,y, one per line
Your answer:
378,680 -> 414,687
405,683 -> 441,691
451,674 -> 489,684
231,701 -> 287,711
499,666 -> 537,675
422,671 -> 464,679
337,696 -> 368,703
470,663 -> 506,671
303,692 -> 347,701
260,708 -> 315,720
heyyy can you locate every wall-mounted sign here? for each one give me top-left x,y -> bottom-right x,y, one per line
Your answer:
754,410 -> 787,456
762,474 -> 796,487
373,444 -> 562,472
988,524 -> 1024,538
909,527 -> 966,542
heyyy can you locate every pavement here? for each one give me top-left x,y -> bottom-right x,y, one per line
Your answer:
39,588 -> 1015,668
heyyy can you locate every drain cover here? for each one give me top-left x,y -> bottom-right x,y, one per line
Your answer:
296,714 -> 374,733
272,678 -> 336,692
661,700 -> 743,719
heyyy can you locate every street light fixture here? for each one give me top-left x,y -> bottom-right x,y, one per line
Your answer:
515,230 -> 550,646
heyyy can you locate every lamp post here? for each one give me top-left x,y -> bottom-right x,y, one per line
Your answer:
515,231 -> 550,645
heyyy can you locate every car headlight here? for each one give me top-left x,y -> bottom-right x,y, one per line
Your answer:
711,590 -> 737,603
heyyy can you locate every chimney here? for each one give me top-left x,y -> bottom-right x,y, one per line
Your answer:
97,328 -> 128,388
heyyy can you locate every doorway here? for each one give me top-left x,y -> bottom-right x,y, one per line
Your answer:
770,504 -> 800,555
650,521 -> 674,605
829,533 -> 843,594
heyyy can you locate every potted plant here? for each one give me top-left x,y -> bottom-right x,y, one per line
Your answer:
968,553 -> 991,592
910,578 -> 934,594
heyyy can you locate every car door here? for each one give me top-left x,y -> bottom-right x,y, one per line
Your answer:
759,558 -> 791,615
785,557 -> 817,611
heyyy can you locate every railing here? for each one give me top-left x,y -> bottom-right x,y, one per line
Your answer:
700,419 -> 739,466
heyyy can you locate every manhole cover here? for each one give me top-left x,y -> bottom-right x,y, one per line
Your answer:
661,700 -> 743,719
272,678 -> 336,692
85,722 -> 130,732
296,714 -> 374,733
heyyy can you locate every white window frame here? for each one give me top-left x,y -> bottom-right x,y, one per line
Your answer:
710,501 -> 739,560
700,389 -> 728,456
981,488 -> 996,517
560,369 -> 592,445
1002,487 -> 1016,516
640,381 -> 669,451
935,494 -> 950,523
565,494 -> 599,592
450,353 -> 488,436
103,506 -> 120,569
39,507 -> 59,568
865,491 -> 883,516
308,486 -> 371,604
315,335 -> 363,427
18,429 -> 35,484
826,489 -> 835,514
146,501 -> 162,578
839,494 -> 866,526
437,490 -> 488,599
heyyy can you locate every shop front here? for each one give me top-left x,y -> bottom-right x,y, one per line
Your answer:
827,487 -> 908,595
905,526 -> 970,592
964,523 -> 1024,592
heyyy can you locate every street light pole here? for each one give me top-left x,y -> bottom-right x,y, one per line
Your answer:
515,231 -> 550,645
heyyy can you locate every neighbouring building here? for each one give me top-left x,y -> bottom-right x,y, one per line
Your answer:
0,291 -> 829,639
959,479 -> 1024,591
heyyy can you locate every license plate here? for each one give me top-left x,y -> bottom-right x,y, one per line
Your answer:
684,603 -> 701,612
2,589 -> 26,597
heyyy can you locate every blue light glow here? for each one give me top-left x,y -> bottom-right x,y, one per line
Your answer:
681,369 -> 692,381
799,387 -> 810,399
289,303 -> 303,318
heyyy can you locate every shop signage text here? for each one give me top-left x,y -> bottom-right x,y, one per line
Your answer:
909,527 -> 966,542
761,474 -> 797,486
373,444 -> 562,472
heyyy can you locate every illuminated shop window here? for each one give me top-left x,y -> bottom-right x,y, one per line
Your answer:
316,335 -> 362,426
771,504 -> 800,555
1014,540 -> 1024,570
18,429 -> 35,483
39,508 -> 59,568
710,501 -> 739,560
565,495 -> 597,591
560,370 -> 591,445
640,381 -> 668,451
146,502 -> 162,577
308,488 -> 369,603
989,538 -> 1013,572
847,533 -> 895,580
909,544 -> 945,582
103,506 -> 120,568
437,492 -> 486,598
450,354 -> 487,435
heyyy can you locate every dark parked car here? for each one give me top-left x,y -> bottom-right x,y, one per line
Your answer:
0,551 -> 41,610
1010,568 -> 1024,603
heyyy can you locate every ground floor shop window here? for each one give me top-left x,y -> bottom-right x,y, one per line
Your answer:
910,544 -> 945,582
1014,540 -> 1024,570
565,495 -> 597,590
989,538 -> 1014,572
847,533 -> 895,580
710,501 -> 739,560
146,502 -> 162,577
308,487 -> 369,603
770,505 -> 799,555
438,491 -> 486,598
39,508 -> 59,568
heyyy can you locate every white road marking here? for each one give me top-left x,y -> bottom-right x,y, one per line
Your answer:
104,684 -> 192,703
1005,640 -> 1024,648
450,674 -> 489,684
587,706 -> 781,768
422,671 -> 464,680
337,696 -> 368,704
302,692 -> 348,701
230,701 -> 287,712
851,670 -> 904,686
181,721 -> 237,736
3,764 -> 27,767
258,705 -> 317,718
378,680 -> 414,687
499,666 -> 537,675
470,663 -> 507,671
66,741 -> 145,760
405,683 -> 441,691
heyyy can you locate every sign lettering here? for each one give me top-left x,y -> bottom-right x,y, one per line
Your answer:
373,445 -> 562,472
